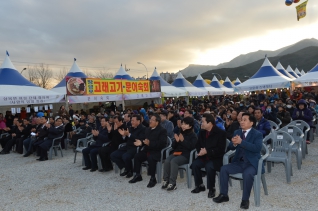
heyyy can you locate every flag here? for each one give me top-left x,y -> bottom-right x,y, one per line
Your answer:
296,0 -> 308,21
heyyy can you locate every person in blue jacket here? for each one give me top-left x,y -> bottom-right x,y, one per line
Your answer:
254,108 -> 271,138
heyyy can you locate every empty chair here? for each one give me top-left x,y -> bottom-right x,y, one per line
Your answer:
268,120 -> 279,131
48,134 -> 64,160
279,125 -> 304,170
276,118 -> 282,128
288,120 -> 310,158
73,134 -> 94,164
222,143 -> 269,207
264,131 -> 294,183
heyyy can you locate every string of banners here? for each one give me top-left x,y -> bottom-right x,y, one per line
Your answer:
11,104 -> 53,114
65,77 -> 161,96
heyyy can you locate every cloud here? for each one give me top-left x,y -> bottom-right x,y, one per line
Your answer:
0,0 -> 317,78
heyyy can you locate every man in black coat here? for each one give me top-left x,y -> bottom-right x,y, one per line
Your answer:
0,117 -> 18,149
0,119 -> 25,154
23,116 -> 48,157
110,114 -> 146,178
128,114 -> 167,188
191,113 -> 227,198
225,110 -> 240,140
98,115 -> 127,172
82,117 -> 109,172
37,118 -> 64,161
70,115 -> 95,147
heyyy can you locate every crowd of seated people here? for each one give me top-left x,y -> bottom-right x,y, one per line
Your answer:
0,88 -> 317,209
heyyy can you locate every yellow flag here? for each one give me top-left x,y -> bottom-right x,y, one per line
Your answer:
296,0 -> 308,21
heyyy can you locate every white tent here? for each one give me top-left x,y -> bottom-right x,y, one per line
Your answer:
293,63 -> 318,87
234,78 -> 241,86
192,74 -> 224,95
149,68 -> 187,97
276,62 -> 295,79
210,76 -> 234,94
286,65 -> 299,78
0,52 -> 63,106
301,69 -> 306,75
51,58 -> 87,94
172,72 -> 208,96
235,57 -> 291,92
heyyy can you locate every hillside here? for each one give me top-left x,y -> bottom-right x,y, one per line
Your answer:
185,46 -> 318,83
181,38 -> 318,77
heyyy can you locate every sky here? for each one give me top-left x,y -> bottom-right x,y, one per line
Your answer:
0,0 -> 318,79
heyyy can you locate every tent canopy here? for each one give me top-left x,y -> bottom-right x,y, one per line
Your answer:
113,64 -> 134,80
51,58 -> 87,94
149,68 -> 187,97
0,52 -> 63,106
293,63 -> 318,87
301,70 -> 306,75
192,74 -> 224,95
172,72 -> 208,96
294,67 -> 302,77
223,77 -> 235,89
234,78 -> 241,86
286,65 -> 299,78
235,57 -> 291,92
210,76 -> 234,94
276,62 -> 295,79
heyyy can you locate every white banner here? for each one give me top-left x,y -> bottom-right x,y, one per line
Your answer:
68,94 -> 123,104
234,81 -> 291,92
123,92 -> 161,100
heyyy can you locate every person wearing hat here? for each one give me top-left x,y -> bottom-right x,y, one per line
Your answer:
159,110 -> 174,139
277,105 -> 291,128
292,99 -> 313,144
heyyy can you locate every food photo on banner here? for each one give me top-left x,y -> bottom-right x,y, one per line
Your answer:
66,77 -> 86,95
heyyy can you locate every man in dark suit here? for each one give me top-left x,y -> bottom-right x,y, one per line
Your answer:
128,114 -> 167,188
37,118 -> 64,161
23,116 -> 48,157
213,113 -> 263,210
191,113 -> 227,198
98,115 -> 127,172
82,117 -> 109,172
110,114 -> 145,178
123,113 -> 132,128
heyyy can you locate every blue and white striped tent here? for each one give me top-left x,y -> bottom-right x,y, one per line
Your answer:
293,63 -> 318,87
210,76 -> 233,94
294,67 -> 302,77
51,58 -> 87,94
149,68 -> 187,97
235,57 -> 292,92
192,74 -> 224,95
172,72 -> 208,96
276,62 -> 295,79
0,52 -> 63,106
234,78 -> 241,86
286,65 -> 299,78
223,77 -> 235,89
113,64 -> 134,80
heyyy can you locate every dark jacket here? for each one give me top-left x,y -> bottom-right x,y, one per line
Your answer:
108,123 -> 127,149
292,99 -> 313,126
255,117 -> 271,137
225,120 -> 240,140
47,125 -> 64,140
124,124 -> 146,154
195,126 -> 227,171
36,124 -> 48,141
93,126 -> 109,147
277,110 -> 291,128
143,125 -> 167,161
172,129 -> 197,160
228,128 -> 264,173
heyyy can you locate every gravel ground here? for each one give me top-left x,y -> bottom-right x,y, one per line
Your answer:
1,138 -> 318,211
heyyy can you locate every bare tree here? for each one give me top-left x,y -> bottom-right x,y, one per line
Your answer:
28,63 -> 53,89
54,67 -> 68,81
82,68 -> 94,78
92,69 -> 114,79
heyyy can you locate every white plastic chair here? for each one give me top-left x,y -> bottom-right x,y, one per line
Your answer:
268,120 -> 279,131
288,120 -> 310,158
48,134 -> 65,160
